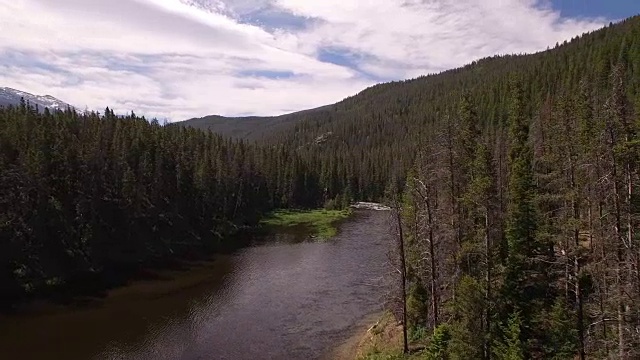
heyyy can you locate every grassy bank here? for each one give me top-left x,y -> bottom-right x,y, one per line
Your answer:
260,209 -> 352,239
352,312 -> 432,360
354,312 -> 406,360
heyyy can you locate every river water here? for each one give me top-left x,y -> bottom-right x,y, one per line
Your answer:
0,210 -> 392,360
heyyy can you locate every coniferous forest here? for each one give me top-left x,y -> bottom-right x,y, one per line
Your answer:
0,103 -> 343,307
2,14 -> 640,360
391,20 -> 640,360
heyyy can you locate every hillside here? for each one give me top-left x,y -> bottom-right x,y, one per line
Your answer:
269,16 -> 640,201
292,15 -> 640,360
179,17 -> 640,147
277,17 -> 639,143
174,17 -> 640,206
179,105 -> 334,140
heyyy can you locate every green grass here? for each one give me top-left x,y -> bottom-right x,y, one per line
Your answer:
260,209 -> 352,239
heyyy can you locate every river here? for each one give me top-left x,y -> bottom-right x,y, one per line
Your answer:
0,209 -> 392,360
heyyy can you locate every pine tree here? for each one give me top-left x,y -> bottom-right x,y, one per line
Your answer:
503,79 -> 538,309
545,298 -> 578,359
448,275 -> 485,359
493,311 -> 524,360
501,79 -> 550,356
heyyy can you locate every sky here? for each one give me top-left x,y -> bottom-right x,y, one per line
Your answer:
0,0 -> 639,121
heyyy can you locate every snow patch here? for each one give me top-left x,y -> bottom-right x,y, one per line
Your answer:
0,87 -> 74,111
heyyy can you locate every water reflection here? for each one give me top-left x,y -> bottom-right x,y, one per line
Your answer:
0,210 -> 390,360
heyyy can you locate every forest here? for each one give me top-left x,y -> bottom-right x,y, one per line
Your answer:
1,13 -> 640,360
381,19 -> 640,360
0,102 -> 360,307
395,71 -> 639,359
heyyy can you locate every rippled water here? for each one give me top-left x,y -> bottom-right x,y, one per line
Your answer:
0,210 -> 391,360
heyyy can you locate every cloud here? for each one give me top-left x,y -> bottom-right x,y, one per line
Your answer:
0,0 -> 609,120
271,0 -> 608,77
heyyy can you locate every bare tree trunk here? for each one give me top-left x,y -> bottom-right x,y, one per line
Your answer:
610,135 -> 626,359
568,151 -> 586,360
599,198 -> 610,356
484,208 -> 492,360
445,119 -> 461,301
395,206 -> 409,354
575,258 -> 585,360
598,283 -> 608,354
613,172 -> 626,360
425,185 -> 439,328
573,209 -> 585,360
625,154 -> 640,353
565,233 -> 570,300
414,174 -> 440,331
618,300 -> 625,360
588,198 -> 594,252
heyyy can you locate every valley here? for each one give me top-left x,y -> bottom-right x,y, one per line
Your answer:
2,13 -> 640,360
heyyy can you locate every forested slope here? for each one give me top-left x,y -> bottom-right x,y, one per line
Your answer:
376,18 -> 640,360
271,16 -> 640,196
179,105 -> 332,140
181,17 -> 640,209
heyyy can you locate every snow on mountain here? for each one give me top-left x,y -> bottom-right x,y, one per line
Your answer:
0,87 -> 74,111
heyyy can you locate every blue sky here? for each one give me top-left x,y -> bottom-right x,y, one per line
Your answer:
550,0 -> 640,19
0,0 -> 637,120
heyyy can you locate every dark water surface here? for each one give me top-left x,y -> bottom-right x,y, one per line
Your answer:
0,210 -> 391,360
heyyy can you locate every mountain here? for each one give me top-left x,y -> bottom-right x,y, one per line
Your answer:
179,105 -> 332,140
179,16 -> 640,148
174,15 -> 640,205
0,87 -> 73,111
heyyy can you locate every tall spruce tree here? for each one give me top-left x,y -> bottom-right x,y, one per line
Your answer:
501,79 -> 547,356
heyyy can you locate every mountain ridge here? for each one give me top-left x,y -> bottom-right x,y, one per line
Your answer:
176,16 -> 640,141
0,87 -> 74,112
178,104 -> 334,140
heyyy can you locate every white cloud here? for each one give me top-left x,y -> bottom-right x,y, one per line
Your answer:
272,0 -> 607,76
0,0 -> 609,120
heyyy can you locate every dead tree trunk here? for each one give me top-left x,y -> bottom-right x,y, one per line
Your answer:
416,177 -> 440,329
484,206 -> 492,360
395,206 -> 409,354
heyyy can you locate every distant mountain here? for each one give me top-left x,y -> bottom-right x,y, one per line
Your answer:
0,87 -> 73,111
178,105 -> 333,140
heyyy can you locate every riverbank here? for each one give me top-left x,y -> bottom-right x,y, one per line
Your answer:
3,208 -> 344,313
260,208 -> 352,238
2,209 -> 391,360
331,311 -> 438,360
328,312 -> 405,360
0,257 -> 228,317
4,208 -> 350,314
0,256 -> 235,359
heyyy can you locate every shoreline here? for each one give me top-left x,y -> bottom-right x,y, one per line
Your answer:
325,313 -> 382,360
2,208 -> 392,360
2,207 -> 340,315
327,311 -> 404,360
0,256 -> 231,319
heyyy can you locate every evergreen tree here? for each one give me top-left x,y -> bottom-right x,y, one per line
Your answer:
493,311 -> 524,360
